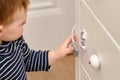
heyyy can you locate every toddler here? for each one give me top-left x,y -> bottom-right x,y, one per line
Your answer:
0,0 -> 75,80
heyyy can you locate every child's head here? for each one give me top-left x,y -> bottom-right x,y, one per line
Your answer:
0,0 -> 30,44
0,0 -> 29,25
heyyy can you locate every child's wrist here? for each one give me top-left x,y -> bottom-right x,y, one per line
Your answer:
48,50 -> 60,65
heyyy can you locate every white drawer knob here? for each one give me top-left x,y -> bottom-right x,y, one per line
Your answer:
89,55 -> 101,69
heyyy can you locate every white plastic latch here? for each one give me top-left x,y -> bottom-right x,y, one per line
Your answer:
80,30 -> 87,50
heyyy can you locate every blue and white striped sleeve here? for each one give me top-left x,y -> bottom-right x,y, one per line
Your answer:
20,37 -> 50,72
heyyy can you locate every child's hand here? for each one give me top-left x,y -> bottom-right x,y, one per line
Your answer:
54,36 -> 74,59
48,35 -> 78,65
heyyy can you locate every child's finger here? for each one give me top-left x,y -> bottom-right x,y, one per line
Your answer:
64,36 -> 73,47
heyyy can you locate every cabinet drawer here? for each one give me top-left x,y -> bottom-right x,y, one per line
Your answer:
79,2 -> 120,80
81,0 -> 120,47
80,67 -> 92,80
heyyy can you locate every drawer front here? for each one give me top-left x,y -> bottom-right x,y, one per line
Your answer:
79,1 -> 120,80
80,66 -> 92,80
81,0 -> 120,47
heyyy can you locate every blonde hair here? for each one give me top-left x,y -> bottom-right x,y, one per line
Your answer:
0,0 -> 29,25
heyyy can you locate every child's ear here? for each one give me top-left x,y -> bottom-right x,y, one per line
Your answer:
0,25 -> 3,37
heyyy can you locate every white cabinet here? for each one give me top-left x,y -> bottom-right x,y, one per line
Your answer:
75,0 -> 120,80
83,0 -> 120,48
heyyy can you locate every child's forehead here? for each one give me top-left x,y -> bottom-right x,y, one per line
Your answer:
12,8 -> 27,21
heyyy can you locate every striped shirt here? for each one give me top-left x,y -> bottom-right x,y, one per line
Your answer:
0,36 -> 50,80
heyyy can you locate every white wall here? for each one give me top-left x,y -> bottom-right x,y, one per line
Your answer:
23,0 -> 75,50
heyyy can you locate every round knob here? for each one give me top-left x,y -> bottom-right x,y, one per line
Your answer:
89,55 -> 101,69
